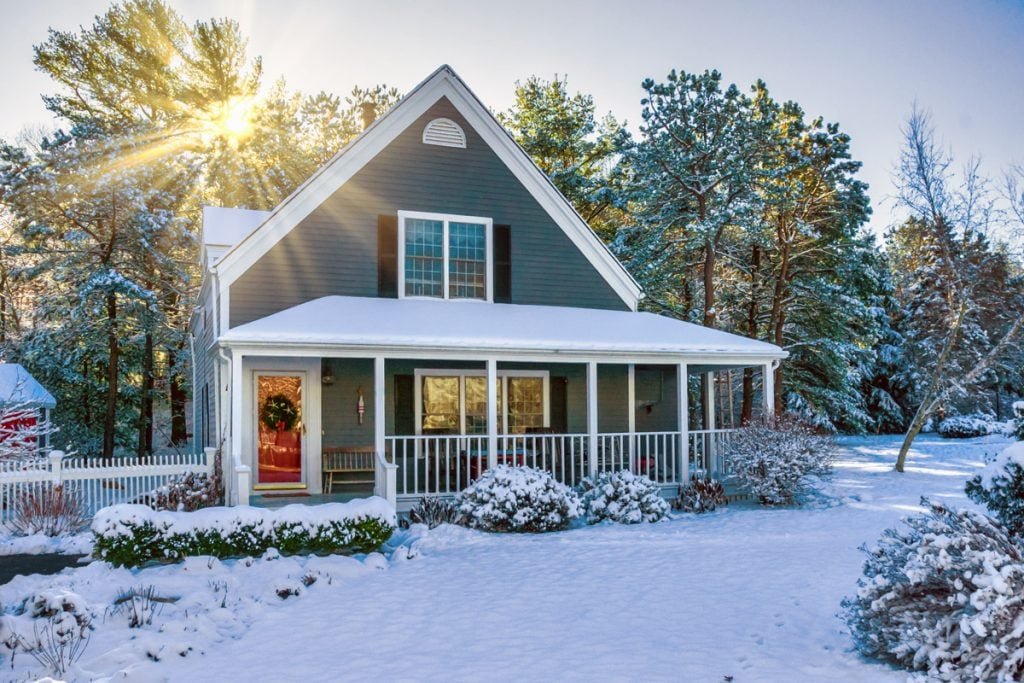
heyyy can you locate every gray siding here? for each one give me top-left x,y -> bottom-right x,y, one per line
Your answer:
230,97 -> 628,327
321,358 -> 376,447
191,282 -> 218,451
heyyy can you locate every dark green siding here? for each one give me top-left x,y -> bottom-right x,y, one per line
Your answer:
229,97 -> 628,327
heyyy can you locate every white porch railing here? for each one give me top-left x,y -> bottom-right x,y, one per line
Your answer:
0,449 -> 212,523
689,429 -> 736,477
385,430 -> 736,501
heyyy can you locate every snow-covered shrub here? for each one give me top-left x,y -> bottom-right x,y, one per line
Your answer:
109,585 -> 174,628
673,474 -> 728,513
725,417 -> 835,505
4,591 -> 93,677
151,449 -> 223,512
91,499 -> 395,567
1012,401 -> 1024,441
842,500 -> 1024,682
966,441 -> 1024,536
578,469 -> 668,524
6,483 -> 87,537
407,496 -> 459,529
456,465 -> 581,533
937,414 -> 993,439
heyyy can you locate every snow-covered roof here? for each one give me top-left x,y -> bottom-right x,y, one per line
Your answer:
0,364 -> 56,409
220,296 -> 786,360
201,206 -> 271,269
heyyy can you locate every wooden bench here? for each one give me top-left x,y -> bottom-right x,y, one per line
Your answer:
322,446 -> 375,493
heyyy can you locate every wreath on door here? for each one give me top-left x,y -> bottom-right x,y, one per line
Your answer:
260,394 -> 299,432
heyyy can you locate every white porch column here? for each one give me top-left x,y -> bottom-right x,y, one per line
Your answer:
486,359 -> 498,471
763,362 -> 776,418
677,363 -> 689,484
230,351 -> 250,506
627,363 -> 636,468
374,357 -> 386,460
587,361 -> 598,477
704,370 -> 717,475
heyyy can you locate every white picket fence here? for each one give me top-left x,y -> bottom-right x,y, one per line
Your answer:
0,449 -> 213,523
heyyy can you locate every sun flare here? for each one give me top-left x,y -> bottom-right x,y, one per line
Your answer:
205,95 -> 257,145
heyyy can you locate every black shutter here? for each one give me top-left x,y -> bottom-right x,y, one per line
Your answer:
493,224 -> 511,303
550,377 -> 568,433
394,374 -> 415,436
378,214 -> 398,298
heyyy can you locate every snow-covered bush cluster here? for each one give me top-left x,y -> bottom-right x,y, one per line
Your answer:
6,483 -> 87,537
578,470 -> 668,524
673,474 -> 728,513
406,496 -> 459,529
725,417 -> 835,505
92,499 -> 395,567
0,590 -> 94,677
937,414 -> 994,439
456,465 -> 581,533
151,450 -> 223,512
842,499 -> 1024,682
966,441 -> 1024,536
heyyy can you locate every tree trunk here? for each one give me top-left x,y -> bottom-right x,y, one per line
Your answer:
741,244 -> 761,423
137,330 -> 154,457
895,302 -> 967,471
102,291 -> 118,459
703,241 -> 716,328
169,345 -> 188,445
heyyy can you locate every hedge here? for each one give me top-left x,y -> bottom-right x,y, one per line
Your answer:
92,498 -> 395,567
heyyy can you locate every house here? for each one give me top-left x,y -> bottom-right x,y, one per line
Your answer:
0,363 -> 56,452
190,65 -> 787,510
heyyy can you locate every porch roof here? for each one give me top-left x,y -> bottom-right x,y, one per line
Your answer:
220,296 -> 786,361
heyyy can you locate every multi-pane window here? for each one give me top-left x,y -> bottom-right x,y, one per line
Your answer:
404,218 -> 444,297
418,372 -> 546,435
448,222 -> 486,299
400,212 -> 490,300
506,377 -> 544,433
421,376 -> 460,432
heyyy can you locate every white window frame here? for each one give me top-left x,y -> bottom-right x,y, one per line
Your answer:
397,210 -> 493,302
413,369 -> 550,435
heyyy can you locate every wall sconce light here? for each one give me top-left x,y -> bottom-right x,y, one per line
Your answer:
321,360 -> 336,386
357,387 -> 365,425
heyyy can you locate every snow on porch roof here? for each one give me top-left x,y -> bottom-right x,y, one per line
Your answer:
0,364 -> 56,409
220,296 -> 787,360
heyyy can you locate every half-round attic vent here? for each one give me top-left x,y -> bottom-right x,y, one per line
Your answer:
422,118 -> 467,148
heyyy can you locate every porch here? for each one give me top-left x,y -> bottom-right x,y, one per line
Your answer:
215,296 -> 784,510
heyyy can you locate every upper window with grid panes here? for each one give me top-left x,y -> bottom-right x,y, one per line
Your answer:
399,211 -> 492,301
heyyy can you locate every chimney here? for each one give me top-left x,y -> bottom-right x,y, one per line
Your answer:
359,102 -> 377,130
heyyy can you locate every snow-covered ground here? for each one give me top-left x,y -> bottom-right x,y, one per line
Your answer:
0,433 -> 1008,682
0,531 -> 92,557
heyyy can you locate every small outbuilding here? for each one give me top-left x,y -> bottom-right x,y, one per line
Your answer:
0,363 -> 56,451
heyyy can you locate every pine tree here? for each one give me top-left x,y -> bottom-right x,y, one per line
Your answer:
499,76 -> 630,240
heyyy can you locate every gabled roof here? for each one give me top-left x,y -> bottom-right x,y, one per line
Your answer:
212,65 -> 643,311
0,364 -> 56,409
220,295 -> 787,360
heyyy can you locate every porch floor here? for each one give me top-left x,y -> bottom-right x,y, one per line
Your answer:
248,490 -> 371,509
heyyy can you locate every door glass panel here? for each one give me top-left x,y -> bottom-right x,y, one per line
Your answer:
465,376 -> 503,434
421,376 -> 460,433
257,375 -> 303,485
507,377 -> 544,434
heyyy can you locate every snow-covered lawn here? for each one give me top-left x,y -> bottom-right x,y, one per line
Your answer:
0,433 -> 1008,682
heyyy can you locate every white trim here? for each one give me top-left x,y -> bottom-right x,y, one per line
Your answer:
397,210 -> 493,302
677,363 -> 689,484
373,357 -> 385,461
422,117 -> 467,148
412,368 -> 550,435
211,65 -> 642,311
586,362 -> 598,478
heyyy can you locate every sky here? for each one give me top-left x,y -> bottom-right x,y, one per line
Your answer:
0,0 -> 1022,236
